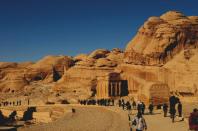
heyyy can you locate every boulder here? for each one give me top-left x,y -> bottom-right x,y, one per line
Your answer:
74,54 -> 88,62
88,49 -> 110,59
75,57 -> 96,67
0,62 -> 17,69
95,58 -> 117,67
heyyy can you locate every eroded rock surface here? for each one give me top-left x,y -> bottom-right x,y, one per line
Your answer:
125,11 -> 198,66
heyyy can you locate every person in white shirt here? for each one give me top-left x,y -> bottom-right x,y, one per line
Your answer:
132,112 -> 147,131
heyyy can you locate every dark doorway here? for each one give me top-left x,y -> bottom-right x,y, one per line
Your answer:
112,83 -> 115,97
53,67 -> 61,82
121,80 -> 128,96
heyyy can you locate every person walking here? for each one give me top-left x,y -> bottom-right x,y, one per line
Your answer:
132,112 -> 147,131
126,101 -> 130,110
148,103 -> 154,114
169,95 -> 179,123
142,102 -> 145,115
122,99 -> 125,110
163,103 -> 168,117
137,101 -> 142,114
132,101 -> 136,109
170,107 -> 176,123
177,101 -> 182,117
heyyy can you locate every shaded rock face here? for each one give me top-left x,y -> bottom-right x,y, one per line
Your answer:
26,55 -> 74,82
124,11 -> 198,66
88,49 -> 110,59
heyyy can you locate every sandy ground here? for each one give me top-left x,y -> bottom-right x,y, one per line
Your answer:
16,105 -> 191,131
18,106 -> 130,131
141,111 -> 188,131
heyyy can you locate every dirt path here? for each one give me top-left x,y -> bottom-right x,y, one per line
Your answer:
126,109 -> 189,131
143,112 -> 188,131
18,106 -> 130,131
17,105 -> 190,131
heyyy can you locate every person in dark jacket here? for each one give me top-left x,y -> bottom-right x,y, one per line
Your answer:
163,103 -> 168,117
126,101 -> 131,111
177,101 -> 182,117
148,103 -> 154,114
189,108 -> 198,131
122,99 -> 125,110
170,107 -> 176,123
137,102 -> 142,114
169,95 -> 179,123
141,102 -> 145,115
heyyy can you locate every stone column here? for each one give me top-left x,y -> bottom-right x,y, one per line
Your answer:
99,83 -> 102,98
97,83 -> 100,98
106,81 -> 109,98
101,82 -> 103,98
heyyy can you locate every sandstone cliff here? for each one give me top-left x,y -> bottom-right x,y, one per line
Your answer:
1,11 -> 198,104
125,11 -> 198,66
123,11 -> 198,100
53,49 -> 124,100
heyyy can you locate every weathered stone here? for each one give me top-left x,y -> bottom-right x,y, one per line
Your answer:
125,11 -> 198,66
88,49 -> 110,59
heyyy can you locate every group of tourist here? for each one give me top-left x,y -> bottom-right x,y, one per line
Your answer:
118,99 -> 136,111
0,100 -> 22,107
78,97 -> 197,131
129,95 -> 198,131
79,99 -> 115,106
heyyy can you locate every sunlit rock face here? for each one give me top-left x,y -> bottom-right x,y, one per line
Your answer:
1,11 -> 198,105
0,55 -> 74,93
124,11 -> 198,66
53,48 -> 124,100
122,11 -> 198,102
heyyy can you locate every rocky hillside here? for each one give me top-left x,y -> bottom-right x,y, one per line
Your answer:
123,11 -> 198,98
0,48 -> 123,102
124,11 -> 198,66
0,11 -> 198,103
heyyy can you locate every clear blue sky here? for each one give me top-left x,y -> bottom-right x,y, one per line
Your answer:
0,0 -> 197,62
